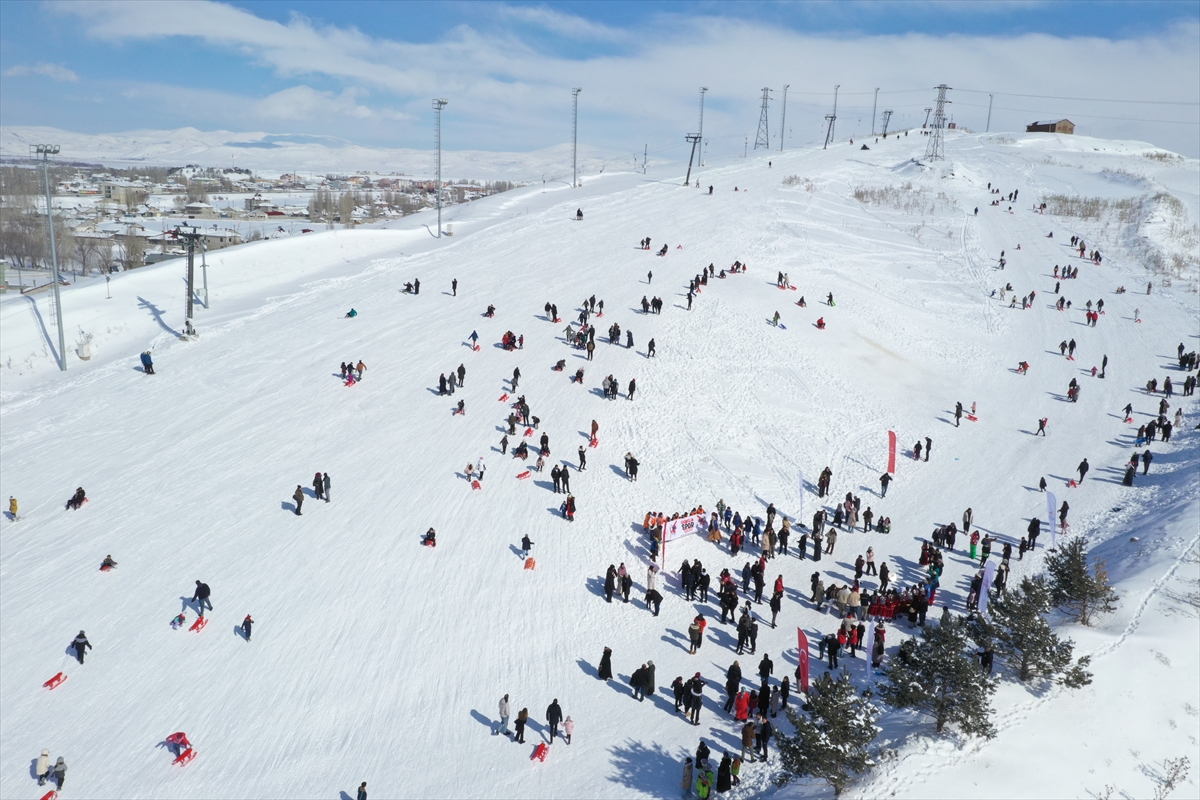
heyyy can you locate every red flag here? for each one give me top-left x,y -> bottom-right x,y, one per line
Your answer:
887,430 -> 897,474
796,628 -> 810,693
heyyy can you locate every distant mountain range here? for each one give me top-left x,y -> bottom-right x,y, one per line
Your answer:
0,125 -> 632,181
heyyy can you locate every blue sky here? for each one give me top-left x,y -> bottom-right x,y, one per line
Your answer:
1,1 -> 1198,157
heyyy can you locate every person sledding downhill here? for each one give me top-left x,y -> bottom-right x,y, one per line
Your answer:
422,528 -> 437,547
65,487 -> 87,510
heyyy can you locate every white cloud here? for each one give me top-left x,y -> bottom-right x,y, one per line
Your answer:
256,86 -> 374,121
491,4 -> 626,41
3,62 -> 79,82
45,2 -> 1200,157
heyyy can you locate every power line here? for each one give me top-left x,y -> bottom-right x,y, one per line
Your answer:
956,88 -> 1199,106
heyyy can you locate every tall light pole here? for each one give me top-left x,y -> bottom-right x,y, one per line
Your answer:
831,85 -> 840,141
572,88 -> 582,188
433,98 -> 448,237
871,87 -> 880,135
986,93 -> 994,133
779,84 -> 789,151
32,144 -> 67,370
698,87 -> 708,166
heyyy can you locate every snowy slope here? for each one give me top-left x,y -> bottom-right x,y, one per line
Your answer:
1,129 -> 1198,800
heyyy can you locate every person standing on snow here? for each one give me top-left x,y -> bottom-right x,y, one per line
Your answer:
955,401 -> 963,427
515,708 -> 528,743
1077,459 -> 1090,482
242,614 -> 253,641
924,437 -> 932,462
140,350 -> 155,374
313,472 -> 325,501
496,694 -> 511,736
192,580 -> 213,615
53,757 -> 66,790
578,445 -> 587,471
36,749 -> 51,786
546,699 -> 564,742
323,472 -> 331,502
357,782 -> 368,800
72,631 -> 91,664
293,485 -> 305,515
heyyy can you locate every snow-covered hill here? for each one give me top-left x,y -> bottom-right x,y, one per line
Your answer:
0,125 -> 621,181
1,129 -> 1197,800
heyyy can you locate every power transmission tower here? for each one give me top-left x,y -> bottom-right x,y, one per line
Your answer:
433,98 -> 448,237
881,110 -> 893,137
925,84 -> 951,161
698,87 -> 707,166
754,87 -> 771,149
572,88 -> 582,187
871,87 -> 879,135
779,84 -> 789,151
684,134 -> 702,186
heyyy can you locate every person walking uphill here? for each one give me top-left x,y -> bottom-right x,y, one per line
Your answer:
357,782 -> 368,800
1077,458 -> 1090,483
322,472 -> 331,502
36,749 -> 51,786
293,485 -> 305,515
547,699 -> 564,742
72,631 -> 91,664
192,580 -> 213,615
53,757 -> 66,790
496,694 -> 511,736
515,708 -> 529,743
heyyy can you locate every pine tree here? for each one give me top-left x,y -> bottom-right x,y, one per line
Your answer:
969,575 -> 1093,687
879,619 -> 997,737
1045,538 -> 1119,626
775,671 -> 880,797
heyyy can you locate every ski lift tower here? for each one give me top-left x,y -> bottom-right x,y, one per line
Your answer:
754,88 -> 771,150
31,144 -> 67,370
173,226 -> 201,339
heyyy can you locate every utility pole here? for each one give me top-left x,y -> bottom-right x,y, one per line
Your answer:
572,88 -> 582,187
744,135 -> 748,158
433,98 -> 448,237
986,93 -> 994,133
32,144 -> 66,370
779,84 -> 789,151
831,84 -> 840,141
174,226 -> 200,338
698,87 -> 708,166
684,134 -> 702,186
871,87 -> 879,135
881,109 -> 893,137
923,107 -> 932,128
925,84 -> 951,162
643,143 -> 647,174
754,88 -> 771,149
200,234 -> 209,308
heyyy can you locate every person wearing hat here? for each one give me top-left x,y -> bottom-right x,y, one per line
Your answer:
192,580 -> 212,616
242,615 -> 254,641
101,555 -> 118,569
53,756 -> 67,789
72,631 -> 91,664
356,781 -> 368,800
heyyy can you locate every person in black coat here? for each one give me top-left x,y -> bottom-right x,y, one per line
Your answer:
72,630 -> 91,664
758,654 -> 773,681
717,754 -> 733,793
546,699 -> 564,742
192,580 -> 212,615
672,676 -> 686,711
631,664 -> 648,701
604,565 -> 616,603
599,646 -> 613,680
724,661 -> 742,712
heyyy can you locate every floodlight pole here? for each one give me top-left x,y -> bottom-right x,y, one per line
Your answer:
572,88 -> 582,187
871,87 -> 879,135
986,93 -> 994,133
33,144 -> 67,370
201,235 -> 209,308
433,98 -> 448,237
780,84 -> 789,151
698,87 -> 708,165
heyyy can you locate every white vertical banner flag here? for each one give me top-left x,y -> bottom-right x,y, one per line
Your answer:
863,621 -> 876,682
797,468 -> 805,526
1046,491 -> 1058,548
978,560 -> 998,617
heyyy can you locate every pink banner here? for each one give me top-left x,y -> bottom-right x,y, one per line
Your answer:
887,431 -> 897,474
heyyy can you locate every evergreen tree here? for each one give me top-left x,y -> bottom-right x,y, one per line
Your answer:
776,671 -> 880,797
879,619 -> 997,738
969,575 -> 1093,687
1045,538 -> 1118,626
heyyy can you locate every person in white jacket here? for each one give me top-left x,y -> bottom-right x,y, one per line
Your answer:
496,694 -> 511,736
647,564 -> 659,593
563,716 -> 575,745
36,749 -> 50,785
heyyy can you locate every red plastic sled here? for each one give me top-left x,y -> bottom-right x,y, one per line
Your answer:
173,748 -> 197,766
189,616 -> 208,632
471,480 -> 481,491
1068,479 -> 1078,488
43,672 -> 67,690
344,378 -> 357,386
473,344 -> 481,351
517,471 -> 531,480
966,414 -> 978,422
100,565 -> 113,571
524,427 -> 533,437
524,558 -> 537,570
498,393 -> 509,402
40,791 -> 59,800
589,437 -> 598,448
532,743 -> 548,762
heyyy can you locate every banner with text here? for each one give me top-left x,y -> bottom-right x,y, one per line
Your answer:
796,628 -> 811,693
662,512 -> 707,543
